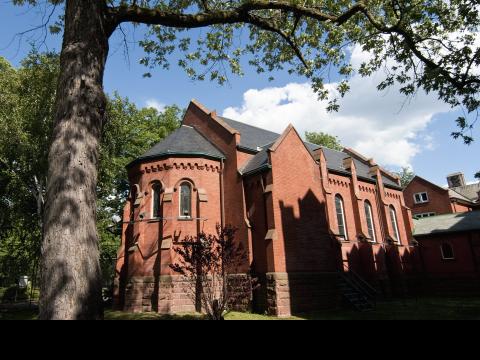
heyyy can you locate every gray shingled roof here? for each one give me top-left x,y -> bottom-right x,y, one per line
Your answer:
448,189 -> 474,203
232,122 -> 400,188
220,117 -> 280,150
414,211 -> 480,236
451,183 -> 480,202
132,125 -> 225,164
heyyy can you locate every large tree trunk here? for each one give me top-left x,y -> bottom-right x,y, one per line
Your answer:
40,0 -> 114,320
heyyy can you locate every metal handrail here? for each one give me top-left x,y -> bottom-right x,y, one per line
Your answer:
342,263 -> 378,301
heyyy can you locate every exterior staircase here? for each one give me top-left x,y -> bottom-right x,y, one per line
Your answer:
340,267 -> 378,312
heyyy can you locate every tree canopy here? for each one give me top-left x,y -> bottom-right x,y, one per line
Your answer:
13,1 -> 480,139
394,167 -> 416,189
305,131 -> 343,151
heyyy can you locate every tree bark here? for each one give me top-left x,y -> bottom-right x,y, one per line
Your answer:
39,0 -> 113,320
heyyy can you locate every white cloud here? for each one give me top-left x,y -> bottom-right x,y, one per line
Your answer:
223,46 -> 453,169
145,99 -> 166,112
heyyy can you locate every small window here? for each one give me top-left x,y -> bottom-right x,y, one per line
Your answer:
389,206 -> 401,244
151,182 -> 162,219
441,243 -> 455,260
179,182 -> 192,218
414,192 -> 429,204
335,195 -> 348,240
414,212 -> 436,219
364,201 -> 377,242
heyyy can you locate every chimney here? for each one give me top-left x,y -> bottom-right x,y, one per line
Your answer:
447,172 -> 466,188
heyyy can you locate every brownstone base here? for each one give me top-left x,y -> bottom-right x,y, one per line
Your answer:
115,274 -> 252,314
264,272 -> 341,317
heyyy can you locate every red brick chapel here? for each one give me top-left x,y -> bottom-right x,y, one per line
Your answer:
114,100 -> 417,317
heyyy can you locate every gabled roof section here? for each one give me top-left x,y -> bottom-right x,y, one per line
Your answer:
414,211 -> 480,236
406,176 -> 478,205
187,100 -> 239,136
129,125 -> 225,167
406,175 -> 449,193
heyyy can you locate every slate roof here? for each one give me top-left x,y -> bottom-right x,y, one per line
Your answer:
131,125 -> 225,165
132,113 -> 401,189
228,119 -> 401,188
220,117 -> 280,150
451,183 -> 480,202
414,211 -> 480,236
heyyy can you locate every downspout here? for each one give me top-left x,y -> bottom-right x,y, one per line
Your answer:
220,158 -> 225,228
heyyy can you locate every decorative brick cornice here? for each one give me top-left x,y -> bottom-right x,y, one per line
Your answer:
139,161 -> 222,175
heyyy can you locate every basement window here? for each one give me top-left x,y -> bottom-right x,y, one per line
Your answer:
414,212 -> 436,219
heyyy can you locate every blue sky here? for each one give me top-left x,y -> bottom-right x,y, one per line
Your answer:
1,2 -> 478,186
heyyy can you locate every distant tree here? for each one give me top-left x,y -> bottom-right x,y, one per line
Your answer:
475,172 -> 480,181
305,131 -> 343,151
170,225 -> 247,321
395,167 -> 416,188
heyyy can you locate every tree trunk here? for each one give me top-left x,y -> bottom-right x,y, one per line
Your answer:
40,0 -> 114,320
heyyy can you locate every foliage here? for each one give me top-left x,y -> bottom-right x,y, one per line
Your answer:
394,167 -> 416,189
0,51 -> 57,286
305,131 -> 343,151
11,1 -> 480,139
0,53 -> 182,287
475,172 -> 480,181
170,225 -> 248,320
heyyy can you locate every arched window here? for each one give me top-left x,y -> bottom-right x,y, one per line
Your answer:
441,243 -> 455,260
389,206 -> 401,244
151,182 -> 162,219
179,182 -> 192,218
364,201 -> 377,242
335,195 -> 348,240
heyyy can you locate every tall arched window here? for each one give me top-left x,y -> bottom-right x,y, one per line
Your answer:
389,206 -> 401,244
151,182 -> 162,219
335,195 -> 348,240
364,201 -> 377,242
179,182 -> 192,218
441,243 -> 455,260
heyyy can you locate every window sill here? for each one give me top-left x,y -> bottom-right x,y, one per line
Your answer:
178,217 -> 194,222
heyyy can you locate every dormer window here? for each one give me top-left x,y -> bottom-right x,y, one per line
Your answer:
414,192 -> 429,204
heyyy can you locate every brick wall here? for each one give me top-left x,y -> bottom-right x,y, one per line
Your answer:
404,177 -> 454,215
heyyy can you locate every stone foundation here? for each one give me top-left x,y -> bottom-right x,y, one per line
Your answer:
264,272 -> 340,317
115,274 -> 252,314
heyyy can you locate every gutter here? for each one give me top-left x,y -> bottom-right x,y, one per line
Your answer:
241,164 -> 272,178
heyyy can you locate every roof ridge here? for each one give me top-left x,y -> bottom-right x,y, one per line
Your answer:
219,116 -> 280,135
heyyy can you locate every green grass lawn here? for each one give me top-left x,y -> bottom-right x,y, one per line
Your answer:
103,297 -> 480,320
2,297 -> 480,320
